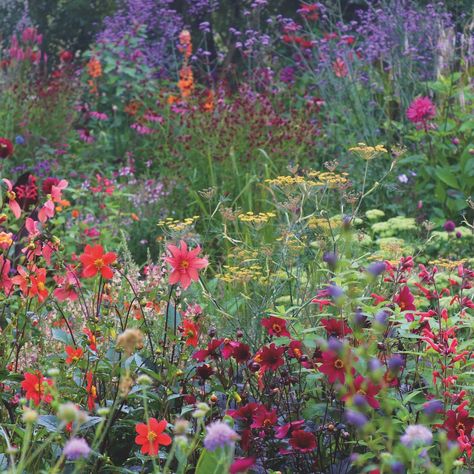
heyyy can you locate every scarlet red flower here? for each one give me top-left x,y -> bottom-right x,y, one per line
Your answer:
30,267 -> 48,302
321,318 -> 352,338
289,430 -> 317,453
442,409 -> 474,441
135,418 -> 172,456
192,339 -> 223,362
80,244 -> 116,279
86,371 -> 97,411
180,319 -> 199,347
165,240 -> 208,289
288,340 -> 304,360
406,97 -> 436,125
254,343 -> 285,373
83,327 -> 97,352
318,350 -> 354,384
251,406 -> 278,429
341,375 -> 381,409
21,372 -> 53,405
261,315 -> 291,338
65,346 -> 83,364
394,286 -> 416,322
0,138 -> 14,158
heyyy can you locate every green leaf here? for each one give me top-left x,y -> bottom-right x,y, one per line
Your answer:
195,449 -> 225,474
435,167 -> 459,189
51,328 -> 73,346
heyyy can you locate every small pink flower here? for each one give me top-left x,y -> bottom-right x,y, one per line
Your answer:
165,241 -> 208,289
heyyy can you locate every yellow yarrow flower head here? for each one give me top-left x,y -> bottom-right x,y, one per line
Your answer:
349,143 -> 388,160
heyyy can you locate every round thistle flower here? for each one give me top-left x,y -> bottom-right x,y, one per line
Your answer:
443,220 -> 456,233
400,425 -> 433,447
63,437 -> 91,460
203,421 -> 239,451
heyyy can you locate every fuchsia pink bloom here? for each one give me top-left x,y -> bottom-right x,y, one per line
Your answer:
406,96 -> 436,126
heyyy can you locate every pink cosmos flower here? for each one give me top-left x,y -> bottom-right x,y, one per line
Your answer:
165,241 -> 208,289
406,97 -> 436,125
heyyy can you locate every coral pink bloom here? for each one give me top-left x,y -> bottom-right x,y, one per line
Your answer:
25,217 -> 40,237
80,244 -> 117,279
406,97 -> 436,125
0,256 -> 13,294
50,179 -> 68,202
38,199 -> 55,223
165,240 -> 208,289
54,269 -> 79,301
2,179 -> 21,218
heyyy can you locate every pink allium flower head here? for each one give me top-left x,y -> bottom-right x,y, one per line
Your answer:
406,97 -> 436,125
165,240 -> 208,289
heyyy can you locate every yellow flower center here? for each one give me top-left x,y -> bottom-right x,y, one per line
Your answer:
37,282 -> 45,292
334,359 -> 344,369
180,260 -> 189,270
272,323 -> 282,333
357,389 -> 367,396
94,258 -> 105,268
457,422 -> 466,432
147,430 -> 157,442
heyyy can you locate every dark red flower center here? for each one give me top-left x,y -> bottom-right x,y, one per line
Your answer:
334,359 -> 344,369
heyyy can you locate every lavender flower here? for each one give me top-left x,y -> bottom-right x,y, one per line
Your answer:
400,425 -> 433,447
63,438 -> 91,460
203,421 -> 239,451
345,409 -> 368,428
367,261 -> 386,277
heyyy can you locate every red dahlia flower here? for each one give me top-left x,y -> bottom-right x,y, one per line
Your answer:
80,244 -> 117,279
181,319 -> 199,347
254,343 -> 285,372
0,138 -> 13,158
135,418 -> 172,456
21,372 -> 53,405
289,430 -> 317,453
251,406 -> 278,429
321,318 -> 352,338
65,346 -> 83,364
165,240 -> 208,289
318,350 -> 355,384
192,339 -> 223,362
442,409 -> 474,441
341,375 -> 381,409
261,315 -> 291,338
